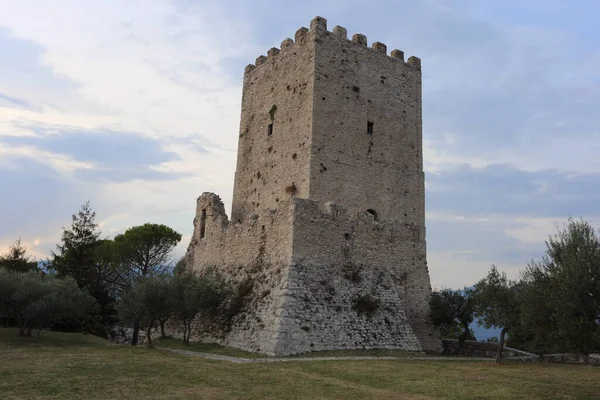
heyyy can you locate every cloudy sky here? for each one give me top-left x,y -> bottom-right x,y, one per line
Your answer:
1,0 -> 599,288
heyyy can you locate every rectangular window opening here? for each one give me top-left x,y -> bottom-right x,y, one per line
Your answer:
412,228 -> 420,243
367,121 -> 374,135
267,123 -> 273,136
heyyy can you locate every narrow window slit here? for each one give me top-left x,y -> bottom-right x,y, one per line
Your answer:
367,121 -> 374,135
199,209 -> 207,239
267,123 -> 273,136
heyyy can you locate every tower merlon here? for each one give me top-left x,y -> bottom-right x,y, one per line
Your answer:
372,41 -> 387,54
407,56 -> 422,70
281,38 -> 294,49
310,16 -> 327,32
390,49 -> 405,62
352,33 -> 368,47
267,47 -> 280,58
332,25 -> 347,39
295,27 -> 309,42
255,55 -> 268,66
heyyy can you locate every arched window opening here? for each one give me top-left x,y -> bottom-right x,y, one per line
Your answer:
199,209 -> 207,239
366,209 -> 378,221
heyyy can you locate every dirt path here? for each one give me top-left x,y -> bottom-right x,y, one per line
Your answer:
157,347 -> 523,364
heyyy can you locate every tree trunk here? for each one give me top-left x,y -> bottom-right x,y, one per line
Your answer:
496,328 -> 507,364
146,324 -> 153,348
18,316 -> 27,336
159,318 -> 166,339
131,320 -> 140,346
26,319 -> 34,337
458,322 -> 470,355
184,320 -> 191,345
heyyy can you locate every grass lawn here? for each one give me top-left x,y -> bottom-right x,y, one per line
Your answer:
1,328 -> 599,400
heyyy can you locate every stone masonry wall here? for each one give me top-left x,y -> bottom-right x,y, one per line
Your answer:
308,17 -> 424,225
188,193 -> 295,355
231,26 -> 317,223
281,198 -> 440,353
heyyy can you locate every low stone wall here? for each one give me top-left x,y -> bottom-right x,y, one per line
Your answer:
538,353 -> 600,366
442,339 -> 534,358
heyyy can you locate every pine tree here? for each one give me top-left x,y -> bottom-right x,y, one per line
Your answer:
0,238 -> 38,273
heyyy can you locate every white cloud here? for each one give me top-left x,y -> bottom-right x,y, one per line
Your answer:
0,0 -> 252,142
0,142 -> 95,175
504,216 -> 600,245
428,249 -> 524,290
0,0 -> 250,257
0,0 -> 599,290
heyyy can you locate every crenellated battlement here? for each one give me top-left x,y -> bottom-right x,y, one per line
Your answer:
244,16 -> 421,74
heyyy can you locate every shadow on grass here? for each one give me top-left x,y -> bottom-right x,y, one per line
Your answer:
155,337 -> 267,359
0,327 -> 109,349
156,337 -> 424,360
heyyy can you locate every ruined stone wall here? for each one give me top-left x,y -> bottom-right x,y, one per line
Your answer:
308,17 -> 424,225
231,27 -> 317,223
188,193 -> 296,354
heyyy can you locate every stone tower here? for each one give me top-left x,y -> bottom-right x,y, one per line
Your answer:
185,16 -> 441,355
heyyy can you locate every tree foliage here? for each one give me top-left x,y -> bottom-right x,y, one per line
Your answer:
173,267 -> 234,345
521,217 -> 600,354
429,288 -> 476,346
109,223 -> 182,345
173,258 -> 187,276
473,265 -> 521,363
113,223 -> 182,279
49,202 -> 117,335
0,270 -> 95,337
0,238 -> 38,273
116,275 -> 175,347
51,201 -> 102,283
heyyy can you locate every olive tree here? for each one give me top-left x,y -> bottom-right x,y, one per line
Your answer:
521,218 -> 600,354
110,223 -> 182,345
173,267 -> 234,345
429,288 -> 476,347
0,270 -> 95,337
116,275 -> 175,347
472,266 -> 521,364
